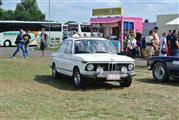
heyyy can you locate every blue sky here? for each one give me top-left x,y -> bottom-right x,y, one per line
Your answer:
1,0 -> 179,23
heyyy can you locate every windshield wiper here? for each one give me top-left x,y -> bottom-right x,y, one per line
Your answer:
75,51 -> 90,54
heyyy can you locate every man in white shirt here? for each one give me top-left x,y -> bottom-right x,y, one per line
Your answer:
159,32 -> 167,56
145,30 -> 154,57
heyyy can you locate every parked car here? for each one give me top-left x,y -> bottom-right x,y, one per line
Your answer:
50,37 -> 136,88
147,56 -> 179,82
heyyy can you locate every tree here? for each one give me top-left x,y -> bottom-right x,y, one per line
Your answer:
1,10 -> 14,20
14,0 -> 45,21
14,3 -> 32,21
0,0 -> 45,21
65,21 -> 77,24
0,0 -> 3,20
0,9 -> 3,19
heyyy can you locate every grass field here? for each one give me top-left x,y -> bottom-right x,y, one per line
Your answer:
1,57 -> 179,120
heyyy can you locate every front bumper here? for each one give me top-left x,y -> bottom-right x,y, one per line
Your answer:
82,71 -> 136,80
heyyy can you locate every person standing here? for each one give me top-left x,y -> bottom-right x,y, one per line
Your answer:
166,30 -> 173,56
23,30 -> 31,58
153,26 -> 160,56
123,36 -> 128,55
159,32 -> 168,56
135,32 -> 142,57
12,29 -> 26,59
141,36 -> 146,57
40,28 -> 48,56
170,30 -> 177,56
145,30 -> 154,58
127,33 -> 137,58
174,30 -> 179,57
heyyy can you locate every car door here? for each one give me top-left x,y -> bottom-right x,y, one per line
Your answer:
62,40 -> 73,76
55,40 -> 67,74
167,57 -> 179,77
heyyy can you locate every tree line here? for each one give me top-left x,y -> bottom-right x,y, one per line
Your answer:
0,0 -> 45,21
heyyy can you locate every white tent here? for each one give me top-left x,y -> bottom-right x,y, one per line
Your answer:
166,17 -> 179,25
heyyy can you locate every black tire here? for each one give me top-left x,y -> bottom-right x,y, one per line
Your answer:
51,64 -> 59,79
73,68 -> 85,88
4,40 -> 11,47
152,62 -> 169,82
120,76 -> 133,87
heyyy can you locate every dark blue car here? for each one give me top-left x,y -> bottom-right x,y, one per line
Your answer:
147,56 -> 179,82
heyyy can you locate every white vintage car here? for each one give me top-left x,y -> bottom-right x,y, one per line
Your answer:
50,37 -> 135,88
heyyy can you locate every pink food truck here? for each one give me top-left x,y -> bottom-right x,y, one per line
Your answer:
90,16 -> 143,52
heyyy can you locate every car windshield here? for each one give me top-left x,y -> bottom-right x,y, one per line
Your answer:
74,40 -> 116,54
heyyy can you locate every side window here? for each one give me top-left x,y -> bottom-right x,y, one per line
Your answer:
64,40 -> 73,54
58,41 -> 67,53
81,25 -> 91,32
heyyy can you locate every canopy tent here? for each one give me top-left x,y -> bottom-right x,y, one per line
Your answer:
90,17 -> 121,24
166,17 -> 179,25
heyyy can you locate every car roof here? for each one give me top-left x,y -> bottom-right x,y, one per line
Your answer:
67,37 -> 108,41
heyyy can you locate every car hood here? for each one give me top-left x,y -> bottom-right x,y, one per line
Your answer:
73,53 -> 134,63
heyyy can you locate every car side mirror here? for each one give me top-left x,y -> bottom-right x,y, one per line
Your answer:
117,52 -> 125,55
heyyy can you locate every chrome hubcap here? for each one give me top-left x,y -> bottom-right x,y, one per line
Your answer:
155,65 -> 164,80
5,41 -> 10,46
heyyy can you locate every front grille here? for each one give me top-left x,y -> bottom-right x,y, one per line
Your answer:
108,63 -> 116,71
108,63 -> 129,71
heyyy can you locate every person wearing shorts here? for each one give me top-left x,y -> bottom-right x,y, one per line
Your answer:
40,28 -> 48,56
145,30 -> 155,57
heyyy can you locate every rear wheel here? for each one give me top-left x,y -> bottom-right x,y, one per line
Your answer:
73,68 -> 85,88
119,77 -> 133,87
152,62 -> 169,82
4,40 -> 11,47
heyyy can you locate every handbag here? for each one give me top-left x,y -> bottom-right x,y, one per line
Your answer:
161,38 -> 167,54
161,48 -> 166,54
15,39 -> 20,44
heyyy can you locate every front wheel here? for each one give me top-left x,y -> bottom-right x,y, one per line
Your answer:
119,77 -> 133,87
73,68 -> 85,88
152,62 -> 169,82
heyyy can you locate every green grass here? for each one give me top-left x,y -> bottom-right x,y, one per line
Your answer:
1,57 -> 179,120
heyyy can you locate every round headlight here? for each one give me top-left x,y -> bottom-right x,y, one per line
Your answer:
128,64 -> 134,71
96,67 -> 104,75
121,66 -> 127,74
87,64 -> 94,71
